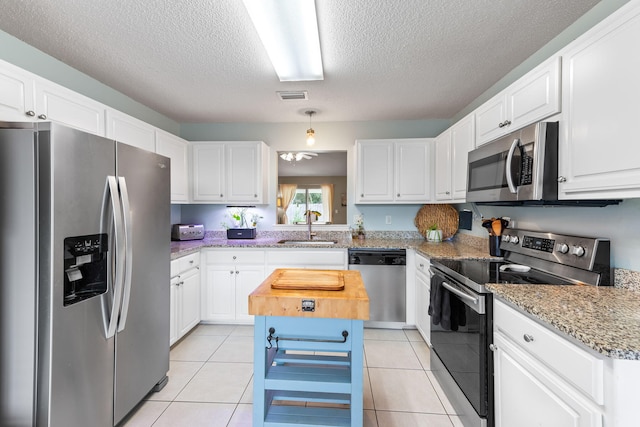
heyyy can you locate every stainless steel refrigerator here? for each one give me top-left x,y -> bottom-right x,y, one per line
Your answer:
0,121 -> 170,427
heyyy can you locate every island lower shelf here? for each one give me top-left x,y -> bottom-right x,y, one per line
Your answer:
249,269 -> 369,427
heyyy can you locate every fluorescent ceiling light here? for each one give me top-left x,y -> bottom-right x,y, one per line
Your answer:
243,0 -> 324,81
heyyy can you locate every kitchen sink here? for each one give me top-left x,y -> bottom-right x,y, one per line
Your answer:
277,239 -> 338,245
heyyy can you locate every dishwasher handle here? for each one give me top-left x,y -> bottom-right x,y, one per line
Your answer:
348,250 -> 406,266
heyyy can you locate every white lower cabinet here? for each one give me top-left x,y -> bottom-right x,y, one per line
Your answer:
201,249 -> 266,324
493,332 -> 602,427
414,254 -> 431,344
493,299 -> 640,427
170,253 -> 201,346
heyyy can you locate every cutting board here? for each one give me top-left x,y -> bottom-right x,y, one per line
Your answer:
270,269 -> 345,291
250,269 -> 369,319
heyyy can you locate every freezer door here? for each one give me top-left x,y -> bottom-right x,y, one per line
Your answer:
114,142 -> 170,424
39,123 -> 116,427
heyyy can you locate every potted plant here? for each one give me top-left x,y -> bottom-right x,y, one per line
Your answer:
351,215 -> 366,239
305,210 -> 321,223
426,223 -> 442,242
222,207 -> 259,239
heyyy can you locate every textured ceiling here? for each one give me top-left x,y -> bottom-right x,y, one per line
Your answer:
0,0 -> 600,124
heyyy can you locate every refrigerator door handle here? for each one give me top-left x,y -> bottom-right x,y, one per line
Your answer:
105,176 -> 126,339
117,176 -> 133,332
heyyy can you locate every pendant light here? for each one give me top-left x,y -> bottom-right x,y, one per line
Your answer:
305,110 -> 316,146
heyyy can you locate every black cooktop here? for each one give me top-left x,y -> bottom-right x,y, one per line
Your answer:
433,258 -> 574,290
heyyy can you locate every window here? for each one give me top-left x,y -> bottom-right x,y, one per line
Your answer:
285,186 -> 326,224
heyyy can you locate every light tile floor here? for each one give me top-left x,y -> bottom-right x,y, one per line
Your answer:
121,325 -> 462,427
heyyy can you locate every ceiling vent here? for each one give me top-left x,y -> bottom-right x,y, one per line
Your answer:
277,91 -> 309,101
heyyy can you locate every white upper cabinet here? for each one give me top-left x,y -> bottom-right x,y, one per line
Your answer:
191,142 -> 225,202
435,114 -> 475,202
226,142 -> 267,202
395,140 -> 433,202
475,56 -> 561,146
105,109 -> 156,151
450,114 -> 475,200
434,129 -> 452,200
355,140 -> 394,202
356,138 -> 433,204
558,0 -> 640,199
0,59 -> 106,135
0,60 -> 36,121
155,129 -> 189,203
34,78 -> 106,136
191,141 -> 269,204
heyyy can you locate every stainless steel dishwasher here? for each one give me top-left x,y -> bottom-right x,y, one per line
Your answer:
348,249 -> 406,328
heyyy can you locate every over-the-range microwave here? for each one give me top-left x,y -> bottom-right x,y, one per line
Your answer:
466,121 -> 559,204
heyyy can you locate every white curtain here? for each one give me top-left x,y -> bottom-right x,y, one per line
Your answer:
321,184 -> 334,224
279,184 -> 297,224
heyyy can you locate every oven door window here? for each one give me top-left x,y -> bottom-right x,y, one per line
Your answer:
431,288 -> 491,417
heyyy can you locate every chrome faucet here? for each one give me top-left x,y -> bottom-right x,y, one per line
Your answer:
307,215 -> 316,240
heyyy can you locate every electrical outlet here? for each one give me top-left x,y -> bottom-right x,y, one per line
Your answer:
385,215 -> 392,224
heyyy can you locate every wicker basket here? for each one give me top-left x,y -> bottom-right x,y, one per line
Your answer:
414,204 -> 459,240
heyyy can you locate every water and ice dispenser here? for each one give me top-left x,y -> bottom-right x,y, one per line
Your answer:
63,234 -> 108,306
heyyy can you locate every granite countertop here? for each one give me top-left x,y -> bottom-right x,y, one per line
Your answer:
170,234 -> 496,261
488,283 -> 640,360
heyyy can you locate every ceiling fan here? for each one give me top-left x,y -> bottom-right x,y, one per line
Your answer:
280,152 -> 319,162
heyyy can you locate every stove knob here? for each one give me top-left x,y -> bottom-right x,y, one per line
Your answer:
571,245 -> 586,257
509,236 -> 520,244
558,243 -> 569,254
501,234 -> 511,242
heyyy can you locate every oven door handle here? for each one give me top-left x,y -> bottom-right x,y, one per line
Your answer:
441,281 -> 479,306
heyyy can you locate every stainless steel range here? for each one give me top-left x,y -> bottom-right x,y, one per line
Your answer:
428,229 -> 611,427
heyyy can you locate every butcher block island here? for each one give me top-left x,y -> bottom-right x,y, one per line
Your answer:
249,269 -> 370,427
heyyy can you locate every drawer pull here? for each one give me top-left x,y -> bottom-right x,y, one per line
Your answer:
266,327 -> 348,350
523,334 -> 535,343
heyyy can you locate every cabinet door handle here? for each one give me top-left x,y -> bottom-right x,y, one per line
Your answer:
235,271 -> 239,274
489,343 -> 498,352
220,194 -> 224,197
557,176 -> 567,183
38,114 -> 47,120
523,334 -> 535,343
445,191 -> 450,195
229,271 -> 234,274
397,193 -> 400,197
26,110 -> 36,117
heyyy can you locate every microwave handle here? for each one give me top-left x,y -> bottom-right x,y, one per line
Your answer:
505,138 -> 520,193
